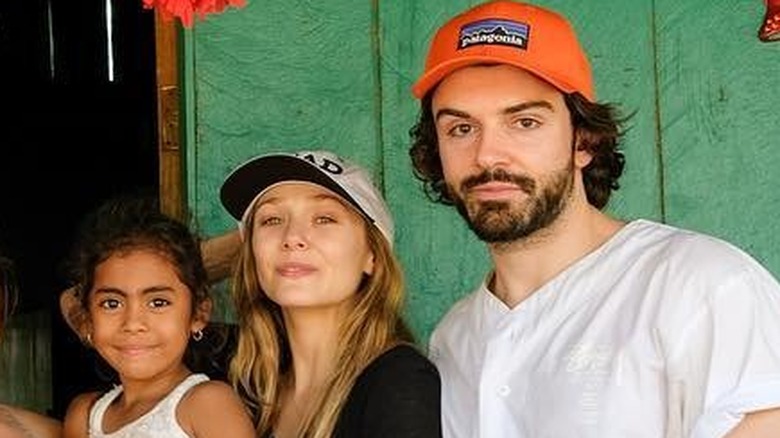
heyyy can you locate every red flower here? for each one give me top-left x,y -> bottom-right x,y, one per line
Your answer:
759,0 -> 780,42
142,0 -> 246,28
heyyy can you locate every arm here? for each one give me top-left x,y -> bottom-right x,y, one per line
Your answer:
62,392 -> 99,438
201,229 -> 241,283
725,408 -> 780,438
177,380 -> 256,438
674,253 -> 780,437
0,404 -> 61,438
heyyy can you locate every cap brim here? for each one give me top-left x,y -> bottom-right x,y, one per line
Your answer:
412,55 -> 590,101
220,155 -> 360,222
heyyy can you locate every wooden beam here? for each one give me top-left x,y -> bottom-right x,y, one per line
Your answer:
153,12 -> 184,220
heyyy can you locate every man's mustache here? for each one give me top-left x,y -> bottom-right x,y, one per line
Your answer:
460,169 -> 536,195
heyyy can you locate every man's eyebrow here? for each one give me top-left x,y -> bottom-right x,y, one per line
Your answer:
502,100 -> 554,115
435,100 -> 555,122
435,107 -> 471,122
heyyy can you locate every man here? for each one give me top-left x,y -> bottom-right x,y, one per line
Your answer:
409,1 -> 780,437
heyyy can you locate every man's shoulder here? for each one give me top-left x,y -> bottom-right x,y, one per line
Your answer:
429,286 -> 484,345
619,220 -> 780,301
620,219 -> 761,269
437,286 -> 482,319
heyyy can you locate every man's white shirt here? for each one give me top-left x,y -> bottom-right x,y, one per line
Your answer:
429,220 -> 780,438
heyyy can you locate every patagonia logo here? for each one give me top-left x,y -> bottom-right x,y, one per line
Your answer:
299,152 -> 344,175
459,19 -> 529,50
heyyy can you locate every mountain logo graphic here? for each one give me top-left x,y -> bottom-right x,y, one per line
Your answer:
459,19 -> 529,50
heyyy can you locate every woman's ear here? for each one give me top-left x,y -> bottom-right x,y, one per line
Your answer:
60,286 -> 91,342
363,252 -> 375,276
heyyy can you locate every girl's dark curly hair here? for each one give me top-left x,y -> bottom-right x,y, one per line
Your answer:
66,195 -> 227,377
67,196 -> 209,307
409,90 -> 628,210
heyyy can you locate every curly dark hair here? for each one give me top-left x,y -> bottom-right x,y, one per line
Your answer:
409,90 -> 628,210
68,196 -> 209,307
66,195 -> 228,378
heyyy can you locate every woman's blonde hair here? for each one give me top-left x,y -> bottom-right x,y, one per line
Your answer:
229,209 -> 413,437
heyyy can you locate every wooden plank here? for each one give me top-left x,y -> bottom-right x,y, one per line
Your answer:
379,0 -> 489,342
154,11 -> 185,220
555,0 -> 661,221
656,0 -> 780,272
0,310 -> 51,413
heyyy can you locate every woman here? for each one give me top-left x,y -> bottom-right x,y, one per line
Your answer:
221,150 -> 442,437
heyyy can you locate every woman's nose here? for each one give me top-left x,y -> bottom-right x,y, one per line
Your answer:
282,222 -> 308,250
282,239 -> 307,250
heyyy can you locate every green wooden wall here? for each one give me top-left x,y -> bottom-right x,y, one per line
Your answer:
185,0 -> 780,343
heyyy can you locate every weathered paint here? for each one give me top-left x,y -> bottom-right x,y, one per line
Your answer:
187,0 -> 780,344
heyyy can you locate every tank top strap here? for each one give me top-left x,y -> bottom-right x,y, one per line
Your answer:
88,374 -> 210,438
161,373 -> 210,408
89,385 -> 124,435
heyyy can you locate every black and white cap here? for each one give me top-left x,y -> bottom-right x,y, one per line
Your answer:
220,150 -> 394,246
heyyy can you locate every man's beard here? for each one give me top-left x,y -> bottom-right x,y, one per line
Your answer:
449,160 -> 574,244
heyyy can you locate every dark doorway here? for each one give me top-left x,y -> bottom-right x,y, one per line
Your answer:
0,0 -> 159,418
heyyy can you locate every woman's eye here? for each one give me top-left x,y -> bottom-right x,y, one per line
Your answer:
314,215 -> 336,225
149,298 -> 171,308
99,299 -> 121,310
258,216 -> 281,227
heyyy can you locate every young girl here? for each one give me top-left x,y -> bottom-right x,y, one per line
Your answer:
61,197 -> 255,438
220,150 -> 442,437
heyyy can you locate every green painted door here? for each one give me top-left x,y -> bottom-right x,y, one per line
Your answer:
186,0 -> 780,343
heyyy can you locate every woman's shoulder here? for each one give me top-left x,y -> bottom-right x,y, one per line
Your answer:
336,344 -> 442,437
357,344 -> 440,388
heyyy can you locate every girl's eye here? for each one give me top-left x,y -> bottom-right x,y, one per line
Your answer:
149,298 -> 171,308
99,299 -> 121,310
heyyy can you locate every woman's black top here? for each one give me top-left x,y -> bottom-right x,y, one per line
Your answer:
332,344 -> 442,437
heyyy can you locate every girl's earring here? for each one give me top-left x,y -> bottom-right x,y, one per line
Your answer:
84,333 -> 92,346
192,329 -> 204,342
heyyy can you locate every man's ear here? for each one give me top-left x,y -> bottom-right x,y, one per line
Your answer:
574,129 -> 595,169
59,286 -> 90,342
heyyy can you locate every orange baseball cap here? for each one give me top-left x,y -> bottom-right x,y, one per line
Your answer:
412,1 -> 594,101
